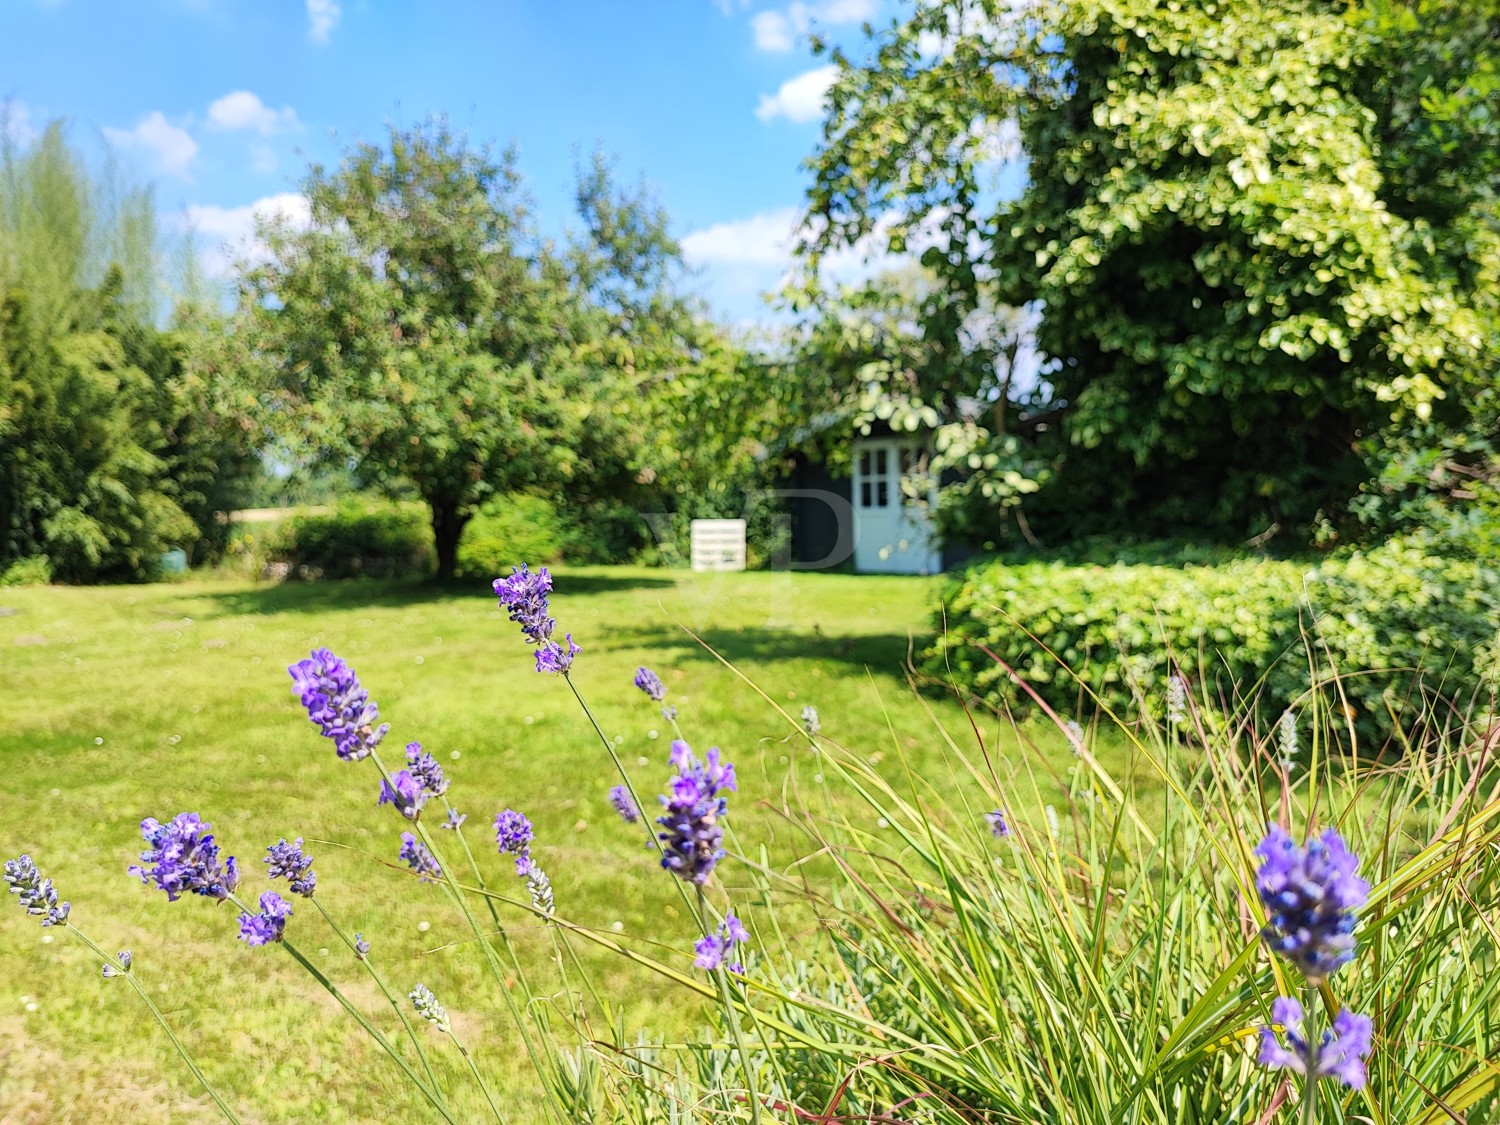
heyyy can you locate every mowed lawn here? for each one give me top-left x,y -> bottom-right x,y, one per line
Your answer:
0,567 -> 1085,1124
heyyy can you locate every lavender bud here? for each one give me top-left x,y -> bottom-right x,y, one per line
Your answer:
129,814 -> 238,902
633,667 -> 667,702
656,740 -> 736,886
409,983 -> 450,1032
4,854 -> 71,927
264,838 -> 316,897
608,785 -> 640,824
399,833 -> 442,883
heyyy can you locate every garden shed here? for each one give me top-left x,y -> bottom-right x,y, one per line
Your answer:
779,418 -> 970,575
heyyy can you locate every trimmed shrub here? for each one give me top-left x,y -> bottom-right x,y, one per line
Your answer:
456,494 -> 574,577
925,540 -> 1500,743
0,556 -> 52,587
265,500 -> 434,580
457,494 -> 650,574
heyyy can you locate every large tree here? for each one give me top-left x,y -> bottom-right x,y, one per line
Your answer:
242,121 -> 577,579
804,0 -> 1500,547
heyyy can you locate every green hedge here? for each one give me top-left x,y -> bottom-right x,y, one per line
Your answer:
457,494 -> 647,576
265,500 -> 434,580
925,541 -> 1500,743
456,494 -> 573,578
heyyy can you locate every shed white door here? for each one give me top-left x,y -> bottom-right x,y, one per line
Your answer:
851,438 -> 941,574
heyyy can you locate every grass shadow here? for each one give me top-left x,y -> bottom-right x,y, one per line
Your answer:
607,622 -> 931,686
197,571 -> 676,618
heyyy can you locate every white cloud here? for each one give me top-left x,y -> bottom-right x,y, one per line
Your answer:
755,65 -> 837,124
207,90 -> 302,136
683,206 -> 802,268
682,204 -> 919,321
750,0 -> 876,52
751,10 -> 795,50
179,192 -> 311,276
1,100 -> 35,146
103,112 -> 199,179
306,0 -> 340,43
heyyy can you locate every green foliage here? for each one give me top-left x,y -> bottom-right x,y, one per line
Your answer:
926,541 -> 1500,744
265,500 -> 434,580
456,494 -> 574,577
662,689 -> 1500,1124
242,121 -> 575,581
244,129 -> 739,581
804,0 -> 1500,547
0,555 -> 50,587
0,123 -> 257,580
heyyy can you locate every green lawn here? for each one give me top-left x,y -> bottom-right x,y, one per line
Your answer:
0,567 -> 1097,1123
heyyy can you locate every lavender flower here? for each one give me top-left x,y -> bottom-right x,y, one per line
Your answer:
493,564 -> 579,674
438,808 -> 467,831
494,809 -> 535,875
130,813 -> 239,902
525,866 -> 555,917
101,950 -> 132,978
1258,996 -> 1373,1089
1255,825 -> 1369,983
694,914 -> 749,973
354,932 -> 371,960
288,648 -> 389,762
801,705 -> 820,736
634,667 -> 667,702
661,704 -> 678,722
4,855 -> 71,926
404,742 -> 449,797
264,838 -> 316,897
534,636 -> 580,675
378,771 -> 428,820
238,891 -> 292,946
409,983 -> 450,1032
399,832 -> 442,883
657,739 -> 736,886
985,810 -> 1011,839
1166,675 -> 1187,725
609,785 -> 640,824
1278,710 -> 1299,765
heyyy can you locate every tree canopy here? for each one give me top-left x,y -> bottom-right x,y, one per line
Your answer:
804,0 -> 1500,548
243,122 -> 745,578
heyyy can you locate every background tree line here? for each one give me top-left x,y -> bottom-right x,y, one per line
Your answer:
0,118 -> 763,584
4,0 -> 1496,586
0,122 -> 257,582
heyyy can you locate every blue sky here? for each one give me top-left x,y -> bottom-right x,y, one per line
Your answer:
1,0 -> 903,325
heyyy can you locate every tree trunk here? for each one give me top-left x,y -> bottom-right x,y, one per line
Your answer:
429,499 -> 469,582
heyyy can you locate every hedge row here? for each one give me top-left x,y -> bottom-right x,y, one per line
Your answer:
924,540 -> 1500,743
264,500 -> 435,580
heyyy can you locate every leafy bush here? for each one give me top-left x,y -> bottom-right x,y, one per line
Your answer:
457,494 -> 650,576
925,541 -> 1500,744
265,500 -> 434,580
0,556 -> 52,587
456,494 -> 575,577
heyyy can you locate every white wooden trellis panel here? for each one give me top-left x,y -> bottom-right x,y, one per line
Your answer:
690,519 -> 747,572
